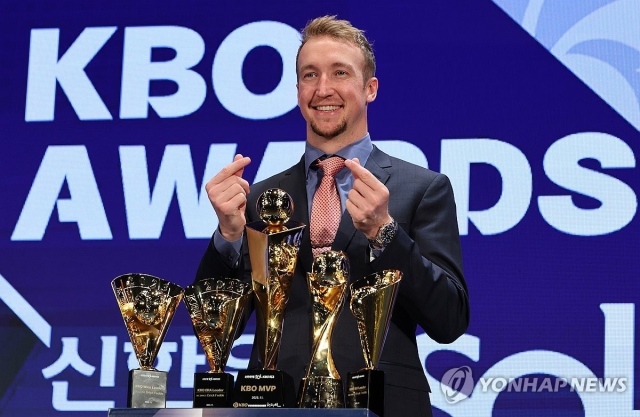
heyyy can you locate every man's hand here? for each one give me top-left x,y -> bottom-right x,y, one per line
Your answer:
344,158 -> 393,240
206,154 -> 251,241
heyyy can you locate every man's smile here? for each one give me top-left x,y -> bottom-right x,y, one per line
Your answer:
313,105 -> 343,112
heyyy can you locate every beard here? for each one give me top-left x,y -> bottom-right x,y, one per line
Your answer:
310,118 -> 348,139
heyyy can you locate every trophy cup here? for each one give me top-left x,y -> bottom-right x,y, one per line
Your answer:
232,188 -> 305,408
346,270 -> 403,417
297,250 -> 349,408
184,277 -> 252,407
111,273 -> 184,408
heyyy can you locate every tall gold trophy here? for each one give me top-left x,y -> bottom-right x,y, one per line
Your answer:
346,270 -> 403,417
184,277 -> 252,407
232,189 -> 305,408
297,251 -> 349,408
111,273 -> 184,408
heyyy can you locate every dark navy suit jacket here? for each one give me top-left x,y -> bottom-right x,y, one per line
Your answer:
196,145 -> 470,416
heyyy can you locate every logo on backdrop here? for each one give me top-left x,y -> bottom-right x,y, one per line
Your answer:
441,366 -> 474,404
440,365 -> 628,405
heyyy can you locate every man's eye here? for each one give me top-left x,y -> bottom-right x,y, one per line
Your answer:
304,72 -> 316,78
336,70 -> 347,76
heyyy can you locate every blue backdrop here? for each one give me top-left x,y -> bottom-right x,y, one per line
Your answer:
0,1 -> 638,416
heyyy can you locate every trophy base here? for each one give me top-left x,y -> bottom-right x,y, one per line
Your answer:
346,369 -> 385,416
127,369 -> 167,408
297,376 -> 344,408
193,372 -> 234,408
231,369 -> 295,408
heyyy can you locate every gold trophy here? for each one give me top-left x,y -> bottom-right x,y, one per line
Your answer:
346,270 -> 403,417
297,251 -> 349,408
111,273 -> 184,408
232,188 -> 305,408
184,277 -> 252,407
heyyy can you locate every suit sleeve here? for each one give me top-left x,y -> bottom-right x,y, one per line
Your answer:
195,237 -> 241,281
371,172 -> 469,344
195,213 -> 253,282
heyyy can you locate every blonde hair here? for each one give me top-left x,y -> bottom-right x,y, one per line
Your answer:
296,15 -> 376,82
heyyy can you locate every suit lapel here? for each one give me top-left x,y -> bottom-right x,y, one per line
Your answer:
279,157 -> 313,274
332,146 -> 392,254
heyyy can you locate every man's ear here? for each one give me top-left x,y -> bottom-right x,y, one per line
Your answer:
365,77 -> 378,103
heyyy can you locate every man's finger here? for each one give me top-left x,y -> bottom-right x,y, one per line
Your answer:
208,155 -> 251,186
226,192 -> 248,212
345,199 -> 362,220
213,178 -> 250,203
233,154 -> 248,178
347,188 -> 368,211
220,174 -> 250,195
345,157 -> 361,180
345,158 -> 377,186
230,154 -> 251,178
350,179 -> 377,201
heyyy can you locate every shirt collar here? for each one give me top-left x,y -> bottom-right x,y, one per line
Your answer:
304,133 -> 373,175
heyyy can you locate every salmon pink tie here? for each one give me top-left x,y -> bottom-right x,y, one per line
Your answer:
311,156 -> 345,257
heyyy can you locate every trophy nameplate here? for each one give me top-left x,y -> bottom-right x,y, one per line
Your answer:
192,373 -> 234,408
112,273 -> 184,408
184,277 -> 252,407
346,369 -> 384,414
297,251 -> 349,408
231,369 -> 295,408
127,369 -> 167,408
232,189 -> 304,408
346,270 -> 402,417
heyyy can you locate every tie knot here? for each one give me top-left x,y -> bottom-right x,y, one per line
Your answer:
317,156 -> 345,177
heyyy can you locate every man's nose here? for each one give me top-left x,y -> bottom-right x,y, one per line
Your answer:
316,74 -> 334,97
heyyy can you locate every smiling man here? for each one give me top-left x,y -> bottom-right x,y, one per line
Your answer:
196,15 -> 469,416
296,28 -> 378,153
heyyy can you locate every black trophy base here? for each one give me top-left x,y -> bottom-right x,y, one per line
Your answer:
231,369 -> 295,408
127,369 -> 167,408
193,372 -> 234,408
346,369 -> 385,416
297,376 -> 344,408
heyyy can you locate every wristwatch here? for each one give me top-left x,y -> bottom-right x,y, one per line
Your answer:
368,218 -> 398,249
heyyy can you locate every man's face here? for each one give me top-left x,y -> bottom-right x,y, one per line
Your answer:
297,36 -> 378,147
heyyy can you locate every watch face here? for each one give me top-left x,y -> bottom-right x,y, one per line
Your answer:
373,220 -> 397,247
